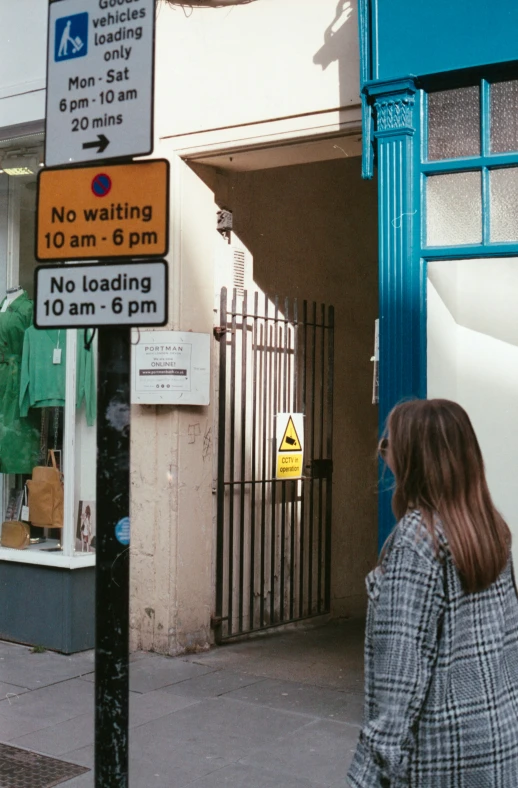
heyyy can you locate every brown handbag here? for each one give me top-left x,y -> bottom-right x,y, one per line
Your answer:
1,521 -> 30,549
26,450 -> 64,529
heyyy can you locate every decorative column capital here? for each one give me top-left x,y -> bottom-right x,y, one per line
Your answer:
364,78 -> 418,134
374,94 -> 415,131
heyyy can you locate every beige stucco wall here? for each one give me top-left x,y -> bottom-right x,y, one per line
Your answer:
130,1 -> 372,654
155,0 -> 360,141
130,155 -> 217,654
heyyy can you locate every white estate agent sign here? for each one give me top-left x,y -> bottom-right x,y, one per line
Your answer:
45,0 -> 155,166
131,332 -> 211,406
35,261 -> 168,328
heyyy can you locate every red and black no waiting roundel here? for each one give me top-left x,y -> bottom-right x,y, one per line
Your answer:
91,173 -> 112,198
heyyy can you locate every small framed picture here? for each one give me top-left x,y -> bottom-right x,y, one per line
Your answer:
76,501 -> 96,553
5,489 -> 24,522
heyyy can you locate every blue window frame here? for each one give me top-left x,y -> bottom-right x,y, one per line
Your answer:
421,78 -> 518,260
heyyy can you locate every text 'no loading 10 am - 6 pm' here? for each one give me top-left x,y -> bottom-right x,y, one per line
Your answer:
35,261 -> 168,329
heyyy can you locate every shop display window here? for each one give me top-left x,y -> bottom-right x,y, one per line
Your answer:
427,257 -> 518,570
0,135 -> 96,567
424,80 -> 518,568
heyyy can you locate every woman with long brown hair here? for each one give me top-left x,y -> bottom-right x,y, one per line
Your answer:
348,399 -> 518,788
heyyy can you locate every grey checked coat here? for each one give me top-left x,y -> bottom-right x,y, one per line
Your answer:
347,510 -> 518,788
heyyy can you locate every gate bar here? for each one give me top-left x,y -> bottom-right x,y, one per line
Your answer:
239,291 -> 248,631
280,299 -> 289,620
250,292 -> 259,630
300,300 -> 308,618
259,293 -> 268,628
215,288 -> 228,642
228,288 -> 237,635
290,299 -> 299,619
325,305 -> 335,610
318,303 -> 326,613
308,301 -> 317,613
270,296 -> 279,624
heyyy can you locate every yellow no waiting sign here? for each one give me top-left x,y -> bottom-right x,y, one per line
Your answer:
276,413 -> 304,479
36,159 -> 169,262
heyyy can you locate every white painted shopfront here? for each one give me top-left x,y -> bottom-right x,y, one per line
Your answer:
0,0 -> 378,654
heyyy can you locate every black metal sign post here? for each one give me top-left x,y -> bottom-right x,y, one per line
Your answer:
33,273 -> 166,788
95,327 -> 131,787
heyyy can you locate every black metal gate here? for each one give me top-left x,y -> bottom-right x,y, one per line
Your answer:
214,287 -> 334,642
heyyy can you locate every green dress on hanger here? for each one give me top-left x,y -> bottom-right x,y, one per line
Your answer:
0,292 -> 40,474
19,326 -> 96,426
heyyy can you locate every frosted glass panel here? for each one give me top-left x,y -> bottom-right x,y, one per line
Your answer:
491,81 -> 518,153
426,172 -> 482,246
428,87 -> 480,161
490,168 -> 518,242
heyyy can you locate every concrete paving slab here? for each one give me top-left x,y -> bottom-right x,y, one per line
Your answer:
164,669 -> 265,699
9,689 -> 200,757
185,656 -> 363,692
129,696 -> 312,762
0,641 -> 29,658
0,645 -> 95,690
119,738 -> 231,788
4,676 -> 93,716
224,678 -> 363,724
78,653 -> 215,693
184,620 -> 364,692
0,678 -> 94,741
185,761 -> 330,788
61,744 -> 94,773
9,713 -> 93,757
129,687 -> 200,727
129,654 -> 216,693
242,718 -> 359,786
64,733 -> 232,788
58,771 -> 93,787
0,710 -> 52,742
0,681 -> 30,701
59,760 -> 331,788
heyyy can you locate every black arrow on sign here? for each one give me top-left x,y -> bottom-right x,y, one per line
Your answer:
82,134 -> 110,154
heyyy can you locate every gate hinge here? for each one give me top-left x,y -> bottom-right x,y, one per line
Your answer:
210,615 -> 225,628
213,326 -> 227,341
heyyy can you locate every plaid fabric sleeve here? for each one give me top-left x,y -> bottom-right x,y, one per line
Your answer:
351,534 -> 446,787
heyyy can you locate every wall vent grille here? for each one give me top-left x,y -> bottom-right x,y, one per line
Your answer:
233,249 -> 246,296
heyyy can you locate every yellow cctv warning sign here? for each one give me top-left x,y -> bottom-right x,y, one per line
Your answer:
278,415 -> 303,452
36,159 -> 169,261
276,413 -> 304,479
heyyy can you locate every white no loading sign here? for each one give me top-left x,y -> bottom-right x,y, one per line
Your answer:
45,0 -> 155,166
35,260 -> 168,328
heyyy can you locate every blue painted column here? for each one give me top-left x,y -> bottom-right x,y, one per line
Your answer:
366,79 -> 423,548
